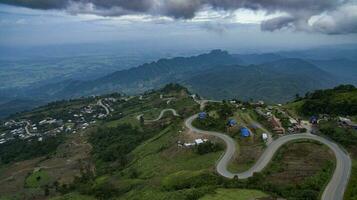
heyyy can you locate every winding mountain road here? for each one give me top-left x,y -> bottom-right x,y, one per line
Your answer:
98,99 -> 110,115
136,108 -> 179,122
185,113 -> 351,200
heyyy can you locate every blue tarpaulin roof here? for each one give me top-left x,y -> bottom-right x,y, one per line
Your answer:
241,128 -> 250,137
198,112 -> 207,119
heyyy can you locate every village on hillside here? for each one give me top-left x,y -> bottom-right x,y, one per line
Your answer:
0,97 -> 118,145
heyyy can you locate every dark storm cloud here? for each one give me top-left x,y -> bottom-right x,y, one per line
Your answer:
0,0 -> 68,9
1,0 -> 356,34
261,16 -> 296,31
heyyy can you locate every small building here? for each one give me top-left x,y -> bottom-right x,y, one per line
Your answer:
227,119 -> 237,127
262,133 -> 268,140
289,118 -> 298,125
269,116 -> 285,134
198,112 -> 207,119
195,139 -> 204,145
184,142 -> 195,147
310,116 -> 318,124
258,100 -> 265,105
241,128 -> 250,137
339,117 -> 357,130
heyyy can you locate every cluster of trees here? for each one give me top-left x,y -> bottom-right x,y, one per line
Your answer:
0,136 -> 63,164
161,170 -> 222,199
221,162 -> 333,200
193,102 -> 236,132
206,102 -> 234,120
299,85 -> 357,116
195,141 -> 223,155
319,121 -> 357,148
88,124 -> 155,173
162,170 -> 222,191
192,116 -> 226,132
160,83 -> 189,94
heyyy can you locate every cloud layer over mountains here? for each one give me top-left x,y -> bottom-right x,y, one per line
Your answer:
1,0 -> 356,34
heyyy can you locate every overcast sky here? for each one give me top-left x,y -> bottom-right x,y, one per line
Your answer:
0,0 -> 356,52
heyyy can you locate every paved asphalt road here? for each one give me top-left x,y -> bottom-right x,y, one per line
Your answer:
136,108 -> 179,122
185,113 -> 351,200
98,99 -> 110,115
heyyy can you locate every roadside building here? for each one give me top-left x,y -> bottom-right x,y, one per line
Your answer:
262,133 -> 268,141
289,118 -> 298,126
195,139 -> 204,145
310,116 -> 318,124
269,116 -> 285,134
339,117 -> 357,130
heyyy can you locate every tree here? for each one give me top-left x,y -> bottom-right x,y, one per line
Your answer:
217,103 -> 233,120
140,115 -> 145,125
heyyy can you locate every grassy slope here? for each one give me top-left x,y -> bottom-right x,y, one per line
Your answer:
200,188 -> 268,200
111,124 -> 223,199
50,193 -> 97,200
25,170 -> 51,188
345,160 -> 357,200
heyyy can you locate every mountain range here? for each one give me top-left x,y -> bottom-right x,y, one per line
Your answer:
1,48 -> 356,118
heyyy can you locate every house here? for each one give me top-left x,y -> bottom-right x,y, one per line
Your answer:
195,139 -> 204,145
262,133 -> 268,141
269,116 -> 285,134
339,117 -> 357,130
289,118 -> 298,125
241,128 -> 250,137
257,100 -> 265,105
184,142 -> 195,147
310,116 -> 318,124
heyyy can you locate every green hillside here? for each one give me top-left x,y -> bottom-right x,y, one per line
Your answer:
0,84 -> 346,200
289,85 -> 357,116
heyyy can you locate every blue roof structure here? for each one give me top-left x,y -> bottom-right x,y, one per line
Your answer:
310,116 -> 318,124
198,112 -> 207,119
227,119 -> 237,126
241,128 -> 250,137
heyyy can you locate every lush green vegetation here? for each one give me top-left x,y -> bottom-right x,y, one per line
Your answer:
192,102 -> 236,132
195,141 -> 223,155
25,170 -> 51,188
200,188 -> 269,200
299,85 -> 357,116
88,124 -> 158,174
162,170 -> 221,190
319,121 -> 357,147
192,116 -> 226,132
345,160 -> 357,200
0,136 -> 64,164
0,84 -> 343,200
50,192 -> 97,200
317,121 -> 357,200
223,141 -> 335,200
160,83 -> 190,94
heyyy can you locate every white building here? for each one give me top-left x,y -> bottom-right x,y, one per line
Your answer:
195,139 -> 204,145
262,133 -> 268,141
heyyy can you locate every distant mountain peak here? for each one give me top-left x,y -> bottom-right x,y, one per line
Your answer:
208,49 -> 229,55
